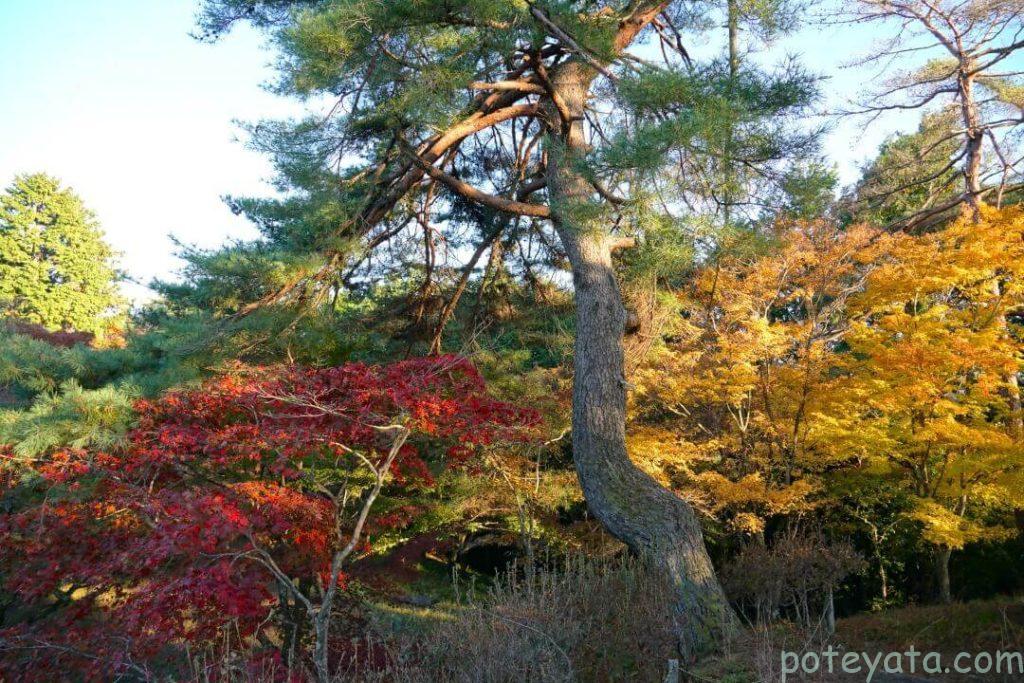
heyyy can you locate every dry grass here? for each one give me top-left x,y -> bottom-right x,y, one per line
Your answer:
689,597 -> 1024,683
837,597 -> 1024,658
344,554 -> 682,682
193,560 -> 1023,683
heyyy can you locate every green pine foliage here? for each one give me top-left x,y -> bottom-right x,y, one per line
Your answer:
0,174 -> 124,334
0,327 -> 135,398
180,0 -> 828,367
848,111 -> 961,226
0,382 -> 136,458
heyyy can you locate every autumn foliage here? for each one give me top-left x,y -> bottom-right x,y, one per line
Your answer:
633,206 -> 1024,600
0,356 -> 538,679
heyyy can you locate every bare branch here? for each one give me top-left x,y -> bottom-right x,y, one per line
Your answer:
398,139 -> 552,217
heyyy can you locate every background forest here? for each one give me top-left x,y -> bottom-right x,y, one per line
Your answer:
1,1 -> 1024,681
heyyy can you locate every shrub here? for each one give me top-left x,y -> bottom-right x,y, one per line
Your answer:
348,555 -> 681,682
0,356 -> 537,680
723,529 -> 864,629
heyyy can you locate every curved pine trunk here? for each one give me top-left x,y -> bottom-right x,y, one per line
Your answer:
546,62 -> 733,658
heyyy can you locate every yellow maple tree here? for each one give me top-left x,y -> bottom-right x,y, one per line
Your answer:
632,220 -> 884,535
633,207 -> 1024,592
827,207 -> 1024,599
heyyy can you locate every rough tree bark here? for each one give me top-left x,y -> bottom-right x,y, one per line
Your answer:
958,61 -> 984,218
238,1 -> 736,657
545,54 -> 733,657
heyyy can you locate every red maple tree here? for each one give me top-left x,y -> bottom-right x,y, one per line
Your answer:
0,356 -> 538,680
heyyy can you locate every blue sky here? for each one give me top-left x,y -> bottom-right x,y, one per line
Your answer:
0,0 -> 300,300
0,1 -> 914,301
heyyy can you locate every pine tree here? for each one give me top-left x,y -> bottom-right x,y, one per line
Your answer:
0,174 -> 123,335
192,0 -> 825,650
848,111 -> 962,226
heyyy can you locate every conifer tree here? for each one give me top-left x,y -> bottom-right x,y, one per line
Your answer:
196,0 -> 822,649
709,0 -> 823,225
848,110 -> 961,225
0,174 -> 123,335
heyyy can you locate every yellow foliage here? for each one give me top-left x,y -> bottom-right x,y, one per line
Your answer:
632,208 -> 1024,545
908,499 -> 1013,549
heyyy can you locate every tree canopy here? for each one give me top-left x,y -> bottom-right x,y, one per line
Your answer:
0,174 -> 123,336
1,2 -> 1023,680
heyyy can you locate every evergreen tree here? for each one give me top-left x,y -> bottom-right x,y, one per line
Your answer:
707,0 -> 824,225
195,0 -> 824,651
848,111 -> 961,226
0,174 -> 123,335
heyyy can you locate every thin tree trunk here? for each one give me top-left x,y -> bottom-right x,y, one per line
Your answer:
723,0 -> 739,225
545,60 -> 733,658
1009,370 -> 1023,439
959,67 -> 984,218
995,287 -> 1022,536
867,525 -> 889,604
825,587 -> 836,636
428,220 -> 505,354
312,427 -> 410,681
727,0 -> 739,77
878,554 -> 889,603
470,236 -> 504,328
935,547 -> 953,604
